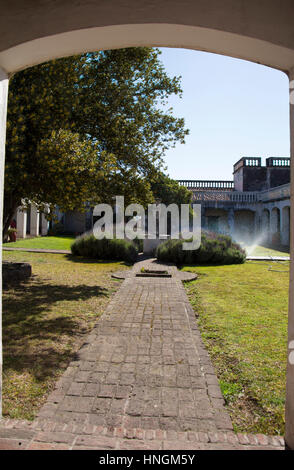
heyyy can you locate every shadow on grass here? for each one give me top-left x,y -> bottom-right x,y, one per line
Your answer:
3,347 -> 80,382
65,253 -> 132,266
2,278 -> 111,381
3,278 -> 109,327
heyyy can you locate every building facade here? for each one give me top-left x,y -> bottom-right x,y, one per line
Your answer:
13,157 -> 290,249
178,157 -> 291,248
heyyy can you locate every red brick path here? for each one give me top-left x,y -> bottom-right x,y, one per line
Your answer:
0,418 -> 285,450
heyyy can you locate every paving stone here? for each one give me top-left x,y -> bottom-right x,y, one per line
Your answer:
67,382 -> 85,396
27,442 -> 69,450
52,411 -> 89,424
0,438 -> 29,450
75,435 -> 116,449
59,396 -> 95,413
34,431 -> 75,444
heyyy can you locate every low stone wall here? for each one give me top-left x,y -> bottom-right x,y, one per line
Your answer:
2,261 -> 32,286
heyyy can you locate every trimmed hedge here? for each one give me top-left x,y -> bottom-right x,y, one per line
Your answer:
71,235 -> 138,263
156,233 -> 246,265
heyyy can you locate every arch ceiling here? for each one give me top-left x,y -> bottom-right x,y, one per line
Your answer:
0,1 -> 294,74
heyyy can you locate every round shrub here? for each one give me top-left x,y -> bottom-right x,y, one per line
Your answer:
71,235 -> 138,263
156,233 -> 246,266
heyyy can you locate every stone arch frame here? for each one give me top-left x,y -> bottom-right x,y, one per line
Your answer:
1,1 -> 294,448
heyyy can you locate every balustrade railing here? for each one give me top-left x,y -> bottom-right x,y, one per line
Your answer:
177,180 -> 234,190
266,157 -> 290,167
191,191 -> 258,203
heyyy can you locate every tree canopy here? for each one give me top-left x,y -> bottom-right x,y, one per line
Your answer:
4,48 -> 189,236
150,172 -> 192,206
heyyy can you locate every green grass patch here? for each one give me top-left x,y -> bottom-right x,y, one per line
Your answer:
182,260 -> 289,435
2,251 -> 130,420
3,235 -> 75,251
247,245 -> 289,258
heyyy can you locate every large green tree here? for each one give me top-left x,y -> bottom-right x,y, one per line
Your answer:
4,48 -> 188,237
150,172 -> 192,206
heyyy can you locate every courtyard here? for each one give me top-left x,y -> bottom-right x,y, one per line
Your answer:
0,243 -> 289,445
1,0 -> 294,453
0,250 -> 286,450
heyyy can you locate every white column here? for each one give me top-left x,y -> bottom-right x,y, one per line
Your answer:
0,67 -> 9,418
16,208 -> 27,238
286,70 -> 294,449
30,203 -> 40,236
40,212 -> 49,236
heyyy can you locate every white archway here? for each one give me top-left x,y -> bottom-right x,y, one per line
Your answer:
1,24 -> 294,75
1,5 -> 294,447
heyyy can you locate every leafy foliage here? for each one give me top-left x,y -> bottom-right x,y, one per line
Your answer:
4,48 -> 189,236
150,172 -> 192,206
156,233 -> 246,265
71,235 -> 138,263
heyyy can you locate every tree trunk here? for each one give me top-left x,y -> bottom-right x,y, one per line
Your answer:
2,192 -> 21,241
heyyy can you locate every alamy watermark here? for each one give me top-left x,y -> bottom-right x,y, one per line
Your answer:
92,196 -> 201,250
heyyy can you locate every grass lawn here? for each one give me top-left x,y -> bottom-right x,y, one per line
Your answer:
244,244 -> 289,258
3,235 -> 75,251
2,251 -> 130,420
183,260 -> 289,435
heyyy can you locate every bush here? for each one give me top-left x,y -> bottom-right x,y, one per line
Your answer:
71,235 -> 138,263
156,233 -> 246,266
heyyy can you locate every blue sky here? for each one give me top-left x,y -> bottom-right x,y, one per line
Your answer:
158,48 -> 290,181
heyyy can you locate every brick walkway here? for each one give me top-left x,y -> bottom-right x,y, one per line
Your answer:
0,258 -> 285,450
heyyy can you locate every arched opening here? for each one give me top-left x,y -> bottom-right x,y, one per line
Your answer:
1,3 -> 294,448
282,206 -> 291,247
271,207 -> 281,245
262,209 -> 270,244
233,210 -> 255,244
